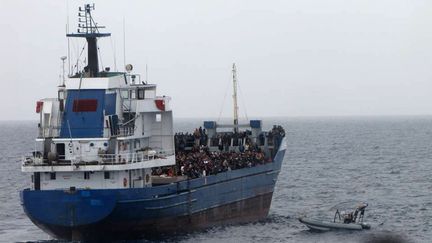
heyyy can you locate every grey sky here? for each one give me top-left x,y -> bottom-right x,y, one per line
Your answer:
1,0 -> 432,120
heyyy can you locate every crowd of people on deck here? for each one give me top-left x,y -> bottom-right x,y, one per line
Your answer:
174,127 -> 208,151
153,125 -> 285,179
267,125 -> 285,149
174,145 -> 268,179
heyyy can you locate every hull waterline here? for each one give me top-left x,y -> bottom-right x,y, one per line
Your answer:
21,147 -> 286,241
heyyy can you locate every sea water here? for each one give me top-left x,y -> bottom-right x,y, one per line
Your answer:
0,117 -> 430,242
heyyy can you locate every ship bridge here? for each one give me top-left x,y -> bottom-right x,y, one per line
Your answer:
23,4 -> 175,191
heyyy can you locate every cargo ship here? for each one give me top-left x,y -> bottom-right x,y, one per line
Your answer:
20,4 -> 287,241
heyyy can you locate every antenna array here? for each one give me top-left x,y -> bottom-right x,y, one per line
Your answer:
77,4 -> 105,34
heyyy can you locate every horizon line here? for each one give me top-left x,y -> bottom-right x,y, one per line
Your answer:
3,114 -> 432,122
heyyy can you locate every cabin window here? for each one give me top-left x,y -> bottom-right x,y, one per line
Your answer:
84,172 -> 90,180
130,90 -> 136,99
104,171 -> 111,179
73,99 -> 97,112
50,172 -> 56,180
156,113 -> 161,122
137,89 -> 144,99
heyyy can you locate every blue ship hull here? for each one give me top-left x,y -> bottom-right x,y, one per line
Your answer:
21,146 -> 285,241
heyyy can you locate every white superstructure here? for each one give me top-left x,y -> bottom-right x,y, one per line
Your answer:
24,72 -> 176,191
22,4 -> 178,191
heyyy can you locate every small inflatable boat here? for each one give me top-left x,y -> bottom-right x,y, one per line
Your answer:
299,201 -> 371,232
298,217 -> 371,231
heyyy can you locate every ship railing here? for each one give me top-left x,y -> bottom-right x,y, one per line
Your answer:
116,126 -> 135,137
22,149 -> 175,167
99,149 -> 175,165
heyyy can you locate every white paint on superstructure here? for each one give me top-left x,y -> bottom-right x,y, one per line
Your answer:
22,155 -> 176,173
37,168 -> 153,190
39,98 -> 61,138
129,97 -> 172,112
24,67 -> 176,191
65,75 -> 126,90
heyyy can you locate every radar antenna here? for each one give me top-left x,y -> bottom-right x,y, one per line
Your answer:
67,4 -> 110,77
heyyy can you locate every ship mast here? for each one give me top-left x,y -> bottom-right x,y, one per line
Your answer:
232,63 -> 239,133
67,4 -> 110,77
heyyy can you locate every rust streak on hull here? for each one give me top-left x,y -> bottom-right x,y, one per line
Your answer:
33,192 -> 274,241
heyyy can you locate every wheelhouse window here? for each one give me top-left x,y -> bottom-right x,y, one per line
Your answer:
137,89 -> 144,99
73,99 -> 98,112
130,90 -> 136,99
